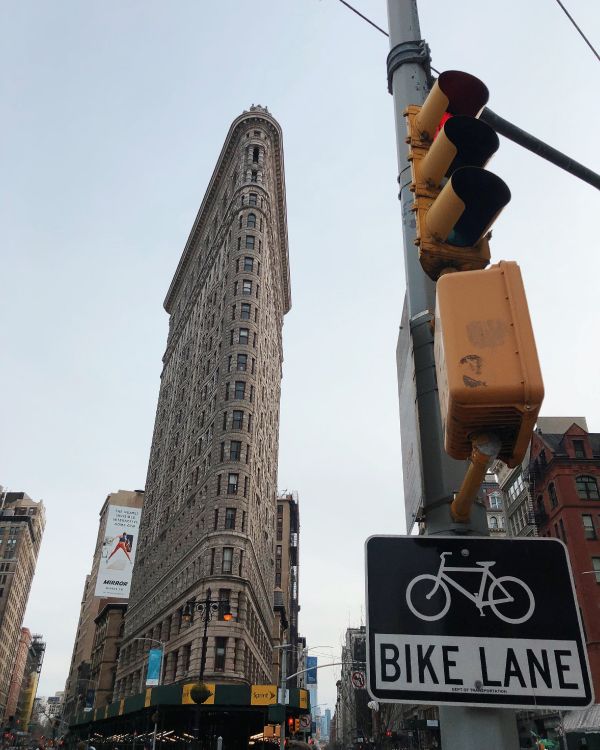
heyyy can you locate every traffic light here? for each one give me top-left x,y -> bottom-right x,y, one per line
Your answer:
287,717 -> 295,734
434,261 -> 544,468
405,70 -> 511,281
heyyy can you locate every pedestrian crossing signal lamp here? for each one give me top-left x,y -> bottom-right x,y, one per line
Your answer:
434,261 -> 544,519
405,70 -> 511,281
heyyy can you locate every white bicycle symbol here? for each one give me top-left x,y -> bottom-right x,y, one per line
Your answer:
406,551 -> 535,624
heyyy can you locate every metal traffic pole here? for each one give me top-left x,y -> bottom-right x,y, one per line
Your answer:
385,1 -> 518,747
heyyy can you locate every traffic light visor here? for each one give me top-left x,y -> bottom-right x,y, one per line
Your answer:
426,167 -> 511,247
415,71 -> 489,140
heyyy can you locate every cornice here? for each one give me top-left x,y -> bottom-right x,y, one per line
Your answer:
164,107 -> 291,316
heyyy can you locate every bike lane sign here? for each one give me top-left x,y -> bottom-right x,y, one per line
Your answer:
365,535 -> 592,709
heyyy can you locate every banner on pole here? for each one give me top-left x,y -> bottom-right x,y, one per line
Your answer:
146,649 -> 162,686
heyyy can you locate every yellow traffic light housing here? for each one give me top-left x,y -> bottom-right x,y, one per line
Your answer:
434,261 -> 544,468
405,71 -> 511,280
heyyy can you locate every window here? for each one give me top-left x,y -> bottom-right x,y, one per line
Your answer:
245,235 -> 255,251
234,381 -> 245,399
489,516 -> 499,529
593,557 -> 600,583
218,589 -> 231,620
230,441 -> 241,461
222,547 -> 233,574
237,353 -> 248,371
574,440 -> 586,459
583,515 -> 596,540
247,213 -> 256,229
210,548 -> 216,575
252,147 -> 259,163
249,193 -> 257,206
232,410 -> 244,430
239,328 -> 249,345
559,519 -> 567,544
251,171 -> 258,182
243,256 -> 254,272
549,483 -> 558,508
227,473 -> 239,494
240,303 -> 251,320
577,476 -> 600,500
225,508 -> 236,529
488,492 -> 502,510
182,644 -> 191,673
507,473 -> 526,505
214,637 -> 227,670
242,280 -> 252,295
214,508 -> 219,530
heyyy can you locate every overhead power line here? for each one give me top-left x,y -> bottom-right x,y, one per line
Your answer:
553,0 -> 600,63
334,0 -> 599,190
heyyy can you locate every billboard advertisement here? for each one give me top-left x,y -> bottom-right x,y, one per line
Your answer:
306,656 -> 318,684
146,648 -> 163,686
94,504 -> 142,598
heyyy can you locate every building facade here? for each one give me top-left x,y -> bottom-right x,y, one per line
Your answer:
529,420 -> 600,696
115,106 -> 291,698
336,627 -> 371,749
5,628 -> 32,722
17,633 -> 45,730
481,474 -> 506,536
62,489 -> 144,724
273,492 -> 300,684
0,491 -> 45,723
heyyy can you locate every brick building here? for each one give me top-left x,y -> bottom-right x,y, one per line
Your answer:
529,420 -> 600,696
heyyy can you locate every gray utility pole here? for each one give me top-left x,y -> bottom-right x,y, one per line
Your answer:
386,1 -> 518,748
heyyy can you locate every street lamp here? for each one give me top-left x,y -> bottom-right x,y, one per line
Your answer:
182,588 -> 232,748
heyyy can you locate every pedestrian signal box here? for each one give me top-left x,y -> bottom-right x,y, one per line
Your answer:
434,261 -> 544,467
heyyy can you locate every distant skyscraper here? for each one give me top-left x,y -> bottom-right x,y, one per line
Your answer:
62,489 -> 144,724
0,491 -> 45,723
115,105 -> 291,697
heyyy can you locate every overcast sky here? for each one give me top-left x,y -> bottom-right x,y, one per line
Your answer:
2,0 -> 599,714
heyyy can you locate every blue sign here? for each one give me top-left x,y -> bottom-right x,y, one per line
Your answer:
146,648 -> 163,686
306,656 -> 318,684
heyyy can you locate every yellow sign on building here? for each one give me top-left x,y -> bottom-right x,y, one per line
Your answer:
251,684 -> 277,705
299,689 -> 308,709
182,683 -> 215,705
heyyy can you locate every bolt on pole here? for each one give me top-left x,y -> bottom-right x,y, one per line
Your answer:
385,1 -> 519,747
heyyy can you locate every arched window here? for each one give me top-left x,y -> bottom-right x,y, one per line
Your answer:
252,146 -> 260,163
247,213 -> 256,229
489,516 -> 499,529
576,475 -> 600,500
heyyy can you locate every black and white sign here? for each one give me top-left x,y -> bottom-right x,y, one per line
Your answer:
365,536 -> 592,709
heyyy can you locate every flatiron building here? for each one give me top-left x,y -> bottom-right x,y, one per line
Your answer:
115,105 -> 291,696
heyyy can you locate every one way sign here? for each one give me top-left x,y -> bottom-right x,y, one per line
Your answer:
365,536 -> 592,709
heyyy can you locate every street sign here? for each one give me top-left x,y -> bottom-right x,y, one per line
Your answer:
365,535 -> 592,709
351,671 -> 366,689
299,714 -> 311,731
251,684 -> 277,705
